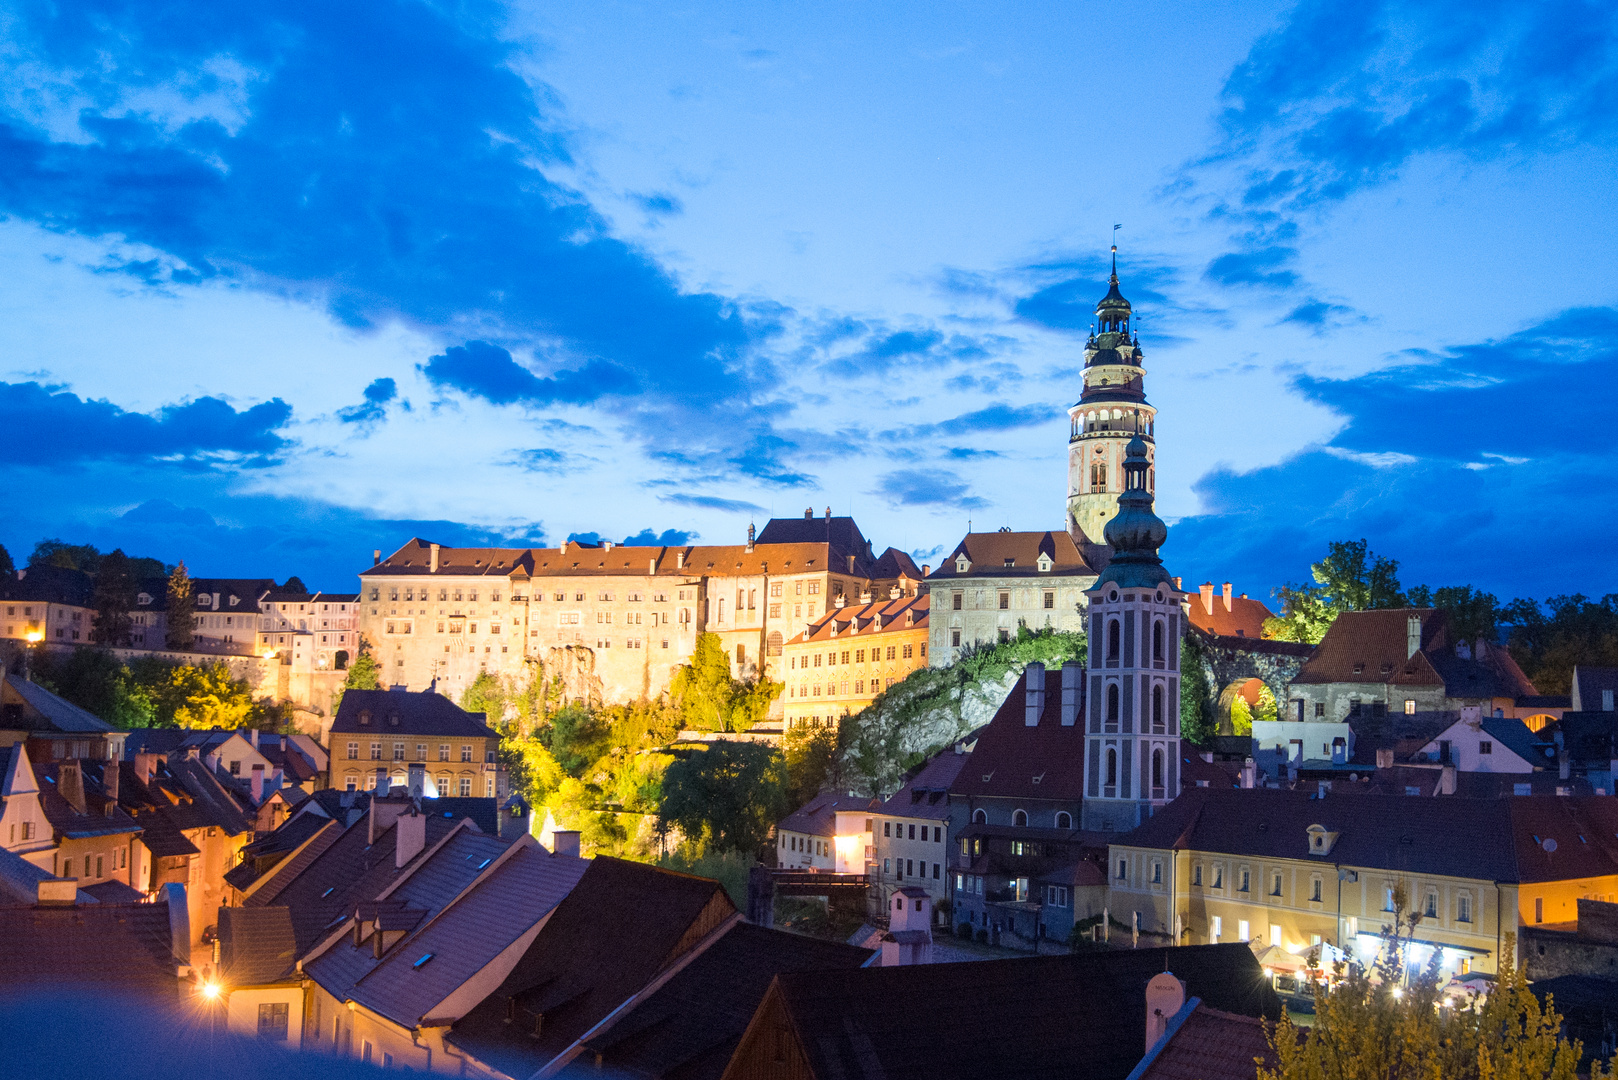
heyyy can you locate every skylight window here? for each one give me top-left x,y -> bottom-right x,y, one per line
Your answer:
321,887 -> 335,897
413,953 -> 434,969
477,858 -> 492,869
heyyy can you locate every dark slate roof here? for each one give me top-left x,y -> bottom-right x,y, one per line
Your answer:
238,817 -> 344,906
123,730 -> 193,756
32,760 -> 144,840
331,689 -> 497,739
948,667 -> 1087,803
571,923 -> 872,1080
1294,609 -> 1537,700
2,673 -> 116,734
1553,711 -> 1618,766
927,531 -> 1095,580
1134,1004 -> 1279,1080
880,748 -> 971,821
422,797 -> 502,836
347,841 -> 590,1028
755,515 -> 873,563
778,794 -> 878,838
224,812 -> 331,892
0,564 -> 94,605
95,756 -> 254,839
218,906 -> 298,985
1117,788 -> 1618,885
447,857 -> 737,1077
79,879 -> 145,904
0,901 -> 179,992
0,845 -> 60,905
1479,717 -> 1542,764
765,944 -> 1278,1080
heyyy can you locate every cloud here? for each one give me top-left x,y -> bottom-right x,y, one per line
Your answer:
629,191 -> 684,217
0,381 -> 291,465
946,447 -> 1003,460
0,0 -> 763,461
420,341 -> 638,406
337,377 -> 397,424
657,493 -> 766,513
872,330 -> 943,358
1204,246 -> 1300,289
1012,253 -> 1221,338
1201,0 -> 1618,212
1279,299 -> 1363,334
621,527 -> 696,546
883,402 -> 1058,441
872,468 -> 986,510
506,448 -> 571,473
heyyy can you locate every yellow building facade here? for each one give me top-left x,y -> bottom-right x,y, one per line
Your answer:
781,594 -> 928,730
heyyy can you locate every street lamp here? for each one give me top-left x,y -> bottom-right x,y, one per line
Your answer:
22,629 -> 42,682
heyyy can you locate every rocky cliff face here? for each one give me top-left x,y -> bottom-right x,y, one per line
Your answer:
840,629 -> 1085,797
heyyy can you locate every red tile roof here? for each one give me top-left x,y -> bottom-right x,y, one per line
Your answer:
1184,585 -> 1273,639
786,594 -> 928,646
948,666 -> 1087,803
927,531 -> 1095,580
1135,1004 -> 1278,1080
1294,608 -> 1538,699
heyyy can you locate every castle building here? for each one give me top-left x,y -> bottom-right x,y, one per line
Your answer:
1067,247 -> 1155,549
781,593 -> 928,731
1081,436 -> 1184,832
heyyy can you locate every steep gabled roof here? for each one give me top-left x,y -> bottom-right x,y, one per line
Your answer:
786,595 -> 928,646
1571,666 -> 1618,712
1294,609 -> 1537,699
1133,1004 -> 1279,1080
218,906 -> 298,985
1,673 -> 116,734
0,564 -> 94,605
330,689 -> 498,739
881,748 -> 971,822
948,667 -> 1087,803
927,530 -> 1095,580
750,944 -> 1278,1080
447,857 -> 737,1077
778,794 -> 877,837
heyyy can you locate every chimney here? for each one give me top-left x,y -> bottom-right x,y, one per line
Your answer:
1557,731 -> 1570,781
251,764 -> 265,804
36,879 -> 78,905
1407,615 -> 1422,659
676,551 -> 685,570
648,558 -> 656,575
746,524 -> 755,552
847,555 -> 856,574
1024,663 -> 1046,727
880,888 -> 935,966
1172,576 -> 1182,590
369,785 -> 411,843
804,508 -> 813,519
376,768 -> 391,798
134,752 -> 159,786
921,565 -> 930,577
1222,582 -> 1233,612
407,761 -> 426,798
59,761 -> 86,815
395,805 -> 426,868
1438,764 -> 1457,795
1144,972 -> 1187,1054
373,549 -> 381,566
249,728 -> 259,749
824,507 -> 832,519
1199,583 -> 1214,616
103,762 -> 120,805
500,793 -> 532,841
430,543 -> 440,573
1375,748 -> 1394,769
560,540 -> 568,555
550,830 -> 581,858
1060,662 -> 1082,726
1240,758 -> 1256,789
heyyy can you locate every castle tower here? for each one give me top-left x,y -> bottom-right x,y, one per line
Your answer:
1066,246 -> 1155,548
1081,436 -> 1182,832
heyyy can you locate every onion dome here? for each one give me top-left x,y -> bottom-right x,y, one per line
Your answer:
1096,436 -> 1171,589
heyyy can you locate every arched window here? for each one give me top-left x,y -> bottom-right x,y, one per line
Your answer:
1152,749 -> 1165,793
1105,749 -> 1118,788
972,808 -> 988,824
1106,683 -> 1120,727
1107,620 -> 1120,661
1152,685 -> 1164,732
1012,809 -> 1028,827
1152,621 -> 1164,662
1055,811 -> 1072,829
766,631 -> 783,657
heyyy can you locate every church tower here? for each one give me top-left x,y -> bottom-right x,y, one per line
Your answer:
1066,246 -> 1155,549
1080,436 -> 1182,832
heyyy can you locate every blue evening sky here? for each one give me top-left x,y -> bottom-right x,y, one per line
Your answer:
0,0 -> 1614,602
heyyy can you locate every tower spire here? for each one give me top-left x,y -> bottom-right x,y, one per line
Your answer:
1111,223 -> 1121,281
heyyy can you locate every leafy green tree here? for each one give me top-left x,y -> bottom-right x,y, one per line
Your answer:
546,702 -> 614,776
1177,634 -> 1218,745
89,549 -> 138,646
31,538 -> 102,572
669,632 -> 783,732
1406,583 -> 1501,644
1228,694 -> 1253,736
0,542 -> 13,578
460,671 -> 508,722
1263,897 -> 1612,1080
658,741 -> 789,855
1502,594 -> 1618,695
32,647 -> 155,728
164,562 -> 196,651
333,637 -> 381,712
282,575 -> 308,594
1253,682 -> 1278,724
162,661 -> 259,729
1266,539 -> 1405,644
609,754 -> 670,813
784,724 -> 843,806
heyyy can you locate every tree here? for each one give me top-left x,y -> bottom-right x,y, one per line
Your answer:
1262,897 -> 1613,1080
32,647 -> 155,728
1406,583 -> 1501,644
1266,539 -> 1405,644
460,671 -> 508,722
89,549 -> 138,646
0,542 -> 13,578
31,538 -> 102,573
1501,594 -> 1618,695
658,741 -> 789,855
546,702 -> 614,776
669,632 -> 783,732
282,575 -> 308,594
1178,634 -> 1218,746
334,637 -> 381,712
785,724 -> 843,806
158,661 -> 259,729
164,562 -> 195,651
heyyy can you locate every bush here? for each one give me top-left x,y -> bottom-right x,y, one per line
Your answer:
975,928 -> 989,944
956,922 -> 973,939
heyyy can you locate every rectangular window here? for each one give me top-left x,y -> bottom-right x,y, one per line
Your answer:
370,743 -> 381,760
346,742 -> 358,760
998,592 -> 1010,610
1192,865 -> 1202,886
459,777 -> 472,797
1457,894 -> 1472,923
416,743 -> 427,760
393,743 -> 405,761
1479,741 -> 1492,755
1043,591 -> 1054,609
258,1002 -> 289,1041
461,745 -> 473,762
1211,915 -> 1222,941
1239,869 -> 1250,893
1238,920 -> 1250,942
883,822 -> 890,837
1116,858 -> 1128,880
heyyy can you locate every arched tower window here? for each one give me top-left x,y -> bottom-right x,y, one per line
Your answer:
1152,685 -> 1165,733
1055,811 -> 1072,829
1012,809 -> 1028,827
1152,620 -> 1164,662
1106,684 -> 1120,728
1105,749 -> 1118,790
1152,749 -> 1165,794
1107,620 -> 1120,662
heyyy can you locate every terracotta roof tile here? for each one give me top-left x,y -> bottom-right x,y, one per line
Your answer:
926,531 -> 1096,580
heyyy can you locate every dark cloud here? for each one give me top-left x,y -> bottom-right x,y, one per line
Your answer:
1279,299 -> 1363,335
883,402 -> 1059,441
0,381 -> 290,465
872,468 -> 986,510
337,377 -> 397,424
420,341 -> 637,407
622,527 -> 696,546
1204,246 -> 1300,289
0,0 -> 762,460
657,493 -> 766,513
629,191 -> 684,217
1206,0 -> 1618,211
507,448 -> 570,473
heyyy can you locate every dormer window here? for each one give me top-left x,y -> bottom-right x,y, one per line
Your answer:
358,710 -> 372,726
956,556 -> 970,573
1037,554 -> 1053,572
388,713 -> 400,726
1004,558 -> 1015,568
1306,823 -> 1339,856
1352,663 -> 1364,675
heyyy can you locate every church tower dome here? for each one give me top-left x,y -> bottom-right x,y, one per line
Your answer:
1066,245 -> 1155,552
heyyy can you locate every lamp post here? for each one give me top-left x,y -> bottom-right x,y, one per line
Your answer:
22,629 -> 43,681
